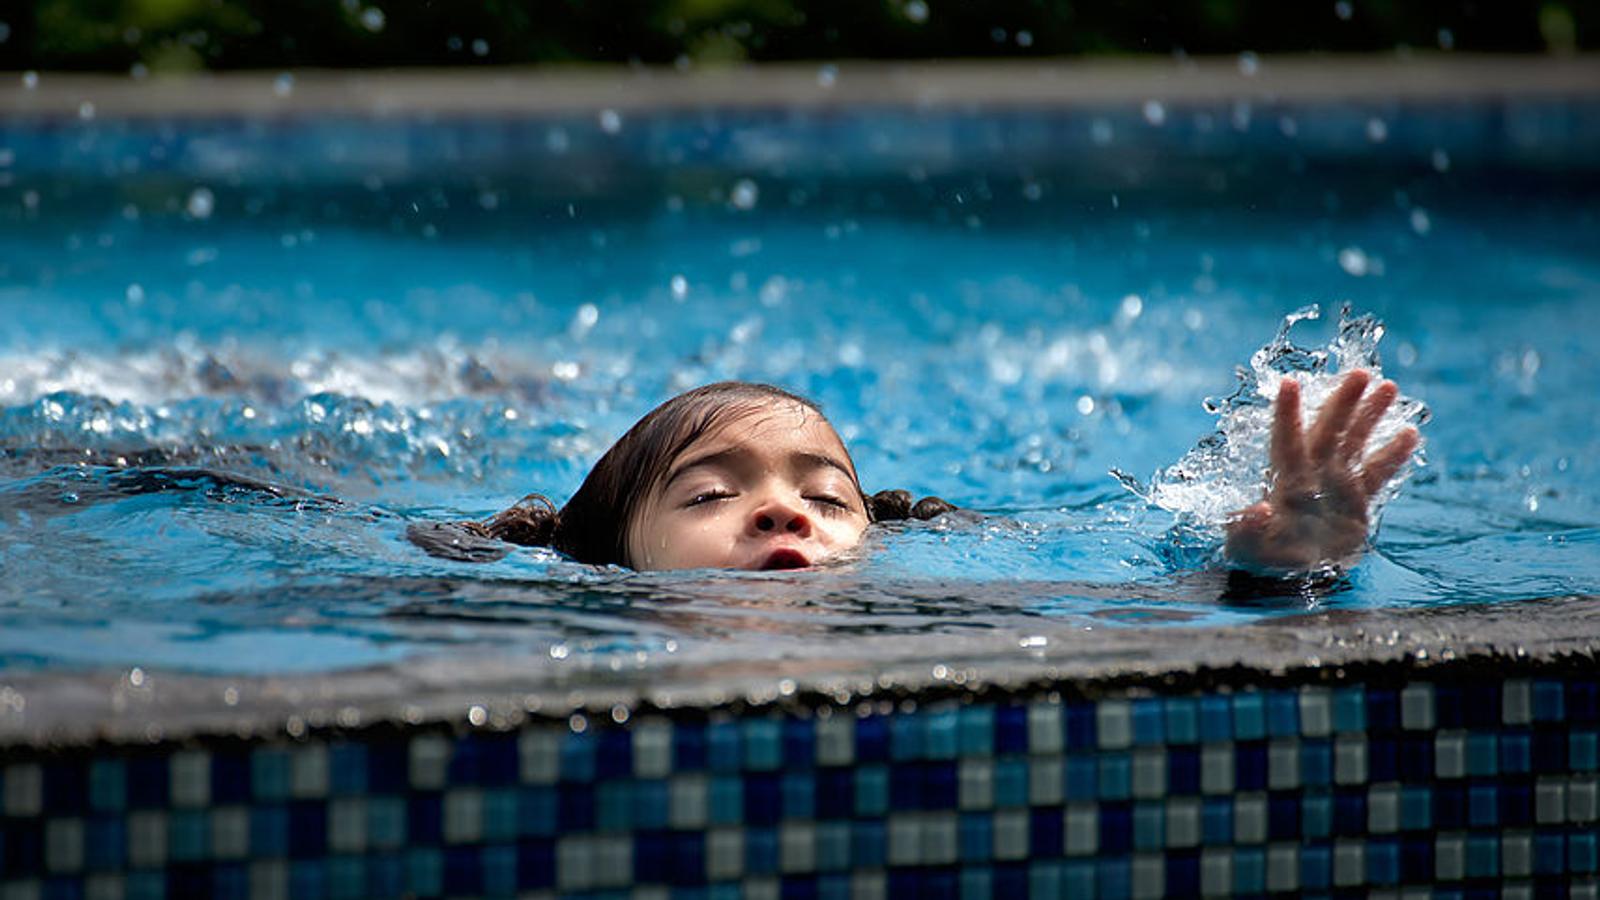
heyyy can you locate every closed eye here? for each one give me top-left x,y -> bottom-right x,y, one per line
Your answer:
805,494 -> 852,512
685,490 -> 736,508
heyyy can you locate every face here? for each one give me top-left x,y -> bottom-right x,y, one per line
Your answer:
627,401 -> 870,571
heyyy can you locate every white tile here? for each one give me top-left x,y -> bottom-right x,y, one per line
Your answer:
328,798 -> 367,853
1571,776 -> 1598,822
594,835 -> 633,889
1028,703 -> 1063,754
83,875 -> 124,900
169,752 -> 210,808
816,716 -> 854,767
633,720 -> 673,779
707,828 -> 744,880
1299,687 -> 1332,737
249,860 -> 289,900
1368,784 -> 1400,833
410,734 -> 449,789
1065,804 -> 1098,856
1503,830 -> 1533,877
1503,885 -> 1533,900
1436,730 -> 1466,779
1333,839 -> 1365,887
923,812 -> 958,866
3,763 -> 41,816
1572,885 -> 1599,900
958,758 -> 993,810
1268,739 -> 1299,791
291,744 -> 329,798
1400,684 -> 1435,730
1097,700 -> 1133,750
1503,679 -> 1533,725
45,818 -> 84,873
888,813 -> 922,866
557,836 -> 597,892
993,809 -> 1028,861
670,774 -> 709,829
1234,793 -> 1266,844
1,882 -> 40,900
1370,891 -> 1400,900
1537,777 -> 1566,824
781,821 -> 816,874
1131,853 -> 1164,900
444,788 -> 483,843
1166,797 -> 1200,848
1334,735 -> 1367,785
1029,755 -> 1063,806
1200,849 -> 1232,897
1132,748 -> 1166,799
849,870 -> 886,900
210,806 -> 249,859
1400,889 -> 1432,900
631,888 -> 670,900
1201,744 -> 1235,794
520,728 -> 560,783
126,810 -> 166,868
1435,832 -> 1465,881
743,878 -> 779,900
1266,843 -> 1298,893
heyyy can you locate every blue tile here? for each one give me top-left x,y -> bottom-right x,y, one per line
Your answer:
517,786 -> 557,837
995,758 -> 1028,807
1573,730 -> 1599,771
127,756 -> 169,808
597,780 -> 634,830
1268,793 -> 1299,840
1201,798 -> 1232,845
88,760 -> 126,812
1331,687 -> 1366,733
1235,742 -> 1267,791
1029,808 -> 1062,857
1098,753 -> 1130,801
634,779 -> 670,831
1501,783 -> 1533,826
169,810 -> 209,862
1234,846 -> 1265,894
782,772 -> 815,820
959,813 -> 992,862
816,822 -> 850,872
247,749 -> 289,802
1267,691 -> 1300,737
744,720 -> 782,771
926,712 -> 959,761
328,743 -> 368,795
817,874 -> 851,900
1100,803 -> 1132,855
746,827 -> 779,875
853,766 -> 887,817
816,768 -> 853,819
1466,733 -> 1498,776
745,773 -> 781,825
709,775 -> 743,824
125,873 -> 164,900
407,848 -> 442,898
1534,831 -> 1565,875
1468,784 -> 1498,827
1198,696 -> 1232,742
1168,747 -> 1199,794
482,845 -> 516,897
995,706 -> 1027,755
851,820 -> 886,868
212,864 -> 248,899
1131,699 -> 1164,745
1300,843 -> 1331,889
1301,793 -> 1332,839
1533,681 -> 1566,722
1065,704 -> 1097,750
1400,786 -> 1432,831
1064,860 -> 1096,898
1232,693 -> 1266,741
1163,698 -> 1199,745
1133,801 -> 1164,850
1367,688 -> 1400,733
784,719 -> 816,768
673,723 -> 707,771
1096,857 -> 1130,900
1368,839 -> 1399,885
1501,731 -> 1533,774
959,707 -> 995,756
1302,740 -> 1332,787
1166,851 -> 1199,896
1572,831 -> 1599,874
855,717 -> 888,763
708,722 -> 741,772
560,733 -> 596,782
1065,755 -> 1097,801
291,860 -> 329,900
250,805 -> 289,856
1466,833 -> 1499,878
85,816 -> 126,870
1401,836 -> 1434,883
890,714 -> 923,762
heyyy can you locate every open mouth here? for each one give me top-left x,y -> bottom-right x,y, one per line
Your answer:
759,548 -> 811,571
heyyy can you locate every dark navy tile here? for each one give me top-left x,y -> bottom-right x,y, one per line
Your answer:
782,875 -> 820,900
1368,737 -> 1398,783
370,852 -> 406,897
1065,704 -> 1097,750
921,868 -> 958,900
167,864 -> 210,900
1333,790 -> 1366,836
3,823 -> 43,877
126,756 -> 169,809
1434,783 -> 1466,829
596,729 -> 633,779
516,838 -> 555,890
851,820 -> 885,868
784,719 -> 815,769
1500,783 -> 1533,826
1099,802 -> 1132,855
328,743 -> 368,795
557,783 -> 594,831
635,830 -> 671,883
1268,792 -> 1299,840
670,831 -> 706,886
1029,808 -> 1063,857
43,762 -> 88,816
887,870 -> 920,898
1168,747 -> 1200,795
1434,683 -> 1465,729
925,761 -> 958,810
747,826 -> 779,875
995,706 -> 1027,755
745,773 -> 781,825
1533,728 -> 1567,773
993,863 -> 1027,899
1569,680 -> 1599,723
1464,683 -> 1502,729
673,722 -> 707,772
1166,851 -> 1199,896
1235,742 -> 1267,791
1366,689 -> 1399,734
209,750 -> 251,805
212,863 -> 248,898
444,846 -> 483,896
1401,836 -> 1433,883
890,763 -> 922,811
288,801 -> 328,858
817,768 -> 854,819
1398,736 -> 1433,782
367,741 -> 410,794
855,717 -> 889,763
1534,831 -> 1565,875
1468,783 -> 1498,827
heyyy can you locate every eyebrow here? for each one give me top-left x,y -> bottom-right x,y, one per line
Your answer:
663,447 -> 858,491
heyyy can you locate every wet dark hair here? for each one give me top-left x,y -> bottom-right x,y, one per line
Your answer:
465,381 -> 953,567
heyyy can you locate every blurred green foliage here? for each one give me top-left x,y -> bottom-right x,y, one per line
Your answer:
3,0 -> 1593,71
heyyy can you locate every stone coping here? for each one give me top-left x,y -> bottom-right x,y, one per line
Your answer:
2,594 -> 1595,749
4,55 -> 1598,121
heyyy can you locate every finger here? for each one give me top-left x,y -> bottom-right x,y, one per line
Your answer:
1360,426 -> 1421,496
1270,378 -> 1307,478
1340,378 -> 1398,463
1307,369 -> 1372,462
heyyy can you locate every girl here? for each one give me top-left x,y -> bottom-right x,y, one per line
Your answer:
421,371 -> 1419,575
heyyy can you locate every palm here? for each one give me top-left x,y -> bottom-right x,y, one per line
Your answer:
1225,370 -> 1420,572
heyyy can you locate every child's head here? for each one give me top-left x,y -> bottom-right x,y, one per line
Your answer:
482,381 -> 952,570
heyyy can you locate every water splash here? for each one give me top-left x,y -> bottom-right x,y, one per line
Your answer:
1117,304 -> 1429,551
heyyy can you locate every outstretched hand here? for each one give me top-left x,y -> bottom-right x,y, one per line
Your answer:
1224,370 -> 1420,573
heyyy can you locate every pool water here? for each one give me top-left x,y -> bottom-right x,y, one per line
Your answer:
1,105 -> 1597,675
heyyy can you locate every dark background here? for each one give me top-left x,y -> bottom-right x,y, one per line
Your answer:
4,0 -> 1593,72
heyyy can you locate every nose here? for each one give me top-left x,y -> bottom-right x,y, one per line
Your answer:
750,499 -> 812,537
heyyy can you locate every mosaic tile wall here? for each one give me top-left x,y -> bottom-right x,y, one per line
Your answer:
3,674 -> 1600,898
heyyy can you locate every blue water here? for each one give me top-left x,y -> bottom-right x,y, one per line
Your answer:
2,104 -> 1598,675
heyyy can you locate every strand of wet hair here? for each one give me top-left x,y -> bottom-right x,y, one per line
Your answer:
465,493 -> 562,547
866,488 -> 956,523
